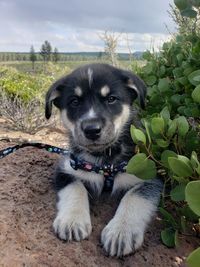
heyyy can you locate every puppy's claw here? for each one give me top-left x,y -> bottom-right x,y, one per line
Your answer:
53,216 -> 92,242
101,219 -> 143,257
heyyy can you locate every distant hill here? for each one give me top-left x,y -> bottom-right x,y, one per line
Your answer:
57,51 -> 144,60
0,51 -> 144,62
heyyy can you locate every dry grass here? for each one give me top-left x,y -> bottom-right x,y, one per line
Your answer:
0,89 -> 56,134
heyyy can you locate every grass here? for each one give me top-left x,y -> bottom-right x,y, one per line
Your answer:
0,59 -> 144,74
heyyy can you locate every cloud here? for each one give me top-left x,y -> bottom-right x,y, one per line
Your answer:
0,0 -> 175,52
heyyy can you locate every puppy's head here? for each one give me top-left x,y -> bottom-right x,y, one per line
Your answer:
45,64 -> 146,152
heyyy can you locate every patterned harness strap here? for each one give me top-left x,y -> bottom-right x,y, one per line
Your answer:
69,154 -> 127,191
0,142 -> 128,191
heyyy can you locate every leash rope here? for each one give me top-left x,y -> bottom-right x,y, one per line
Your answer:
0,142 -> 69,159
0,142 -> 127,191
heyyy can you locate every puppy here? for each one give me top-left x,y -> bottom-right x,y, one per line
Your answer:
45,63 -> 162,257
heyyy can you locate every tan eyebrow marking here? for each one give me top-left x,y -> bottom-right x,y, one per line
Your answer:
74,86 -> 83,97
100,85 -> 110,97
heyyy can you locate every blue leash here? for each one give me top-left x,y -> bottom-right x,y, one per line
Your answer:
0,142 -> 69,159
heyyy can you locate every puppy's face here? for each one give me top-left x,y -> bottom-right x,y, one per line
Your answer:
45,64 -> 146,152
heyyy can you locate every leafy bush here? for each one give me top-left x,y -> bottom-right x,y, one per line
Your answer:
0,63 -> 71,102
128,1 -> 200,265
0,63 -> 71,133
0,66 -> 50,102
140,34 -> 200,118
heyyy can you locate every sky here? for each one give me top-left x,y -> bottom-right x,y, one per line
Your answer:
0,0 -> 176,53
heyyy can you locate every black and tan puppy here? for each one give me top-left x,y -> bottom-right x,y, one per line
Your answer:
45,63 -> 162,257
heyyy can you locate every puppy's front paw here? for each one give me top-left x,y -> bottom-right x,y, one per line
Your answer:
53,212 -> 92,241
101,218 -> 144,257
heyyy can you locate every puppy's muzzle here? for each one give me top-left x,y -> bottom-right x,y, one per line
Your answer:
81,118 -> 103,141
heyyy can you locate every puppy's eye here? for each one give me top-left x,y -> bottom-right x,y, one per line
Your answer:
107,95 -> 117,104
70,97 -> 79,107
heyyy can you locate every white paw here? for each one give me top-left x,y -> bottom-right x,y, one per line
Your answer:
101,218 -> 144,257
53,212 -> 92,241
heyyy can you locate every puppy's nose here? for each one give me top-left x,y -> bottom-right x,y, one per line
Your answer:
81,119 -> 102,140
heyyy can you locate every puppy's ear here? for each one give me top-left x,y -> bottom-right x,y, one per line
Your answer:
121,70 -> 147,109
45,79 -> 65,119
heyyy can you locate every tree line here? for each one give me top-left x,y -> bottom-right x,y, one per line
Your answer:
0,40 -> 101,64
30,40 -> 60,65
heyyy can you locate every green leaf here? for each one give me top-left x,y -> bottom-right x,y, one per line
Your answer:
160,106 -> 170,121
149,94 -> 161,105
176,35 -> 184,42
178,155 -> 193,167
177,106 -> 185,115
192,85 -> 200,103
177,76 -> 188,85
159,65 -> 166,76
126,153 -> 157,180
192,0 -> 200,6
185,130 -> 200,155
179,205 -> 199,222
126,153 -> 147,174
195,164 -> 200,175
188,70 -> 200,86
191,151 -> 199,168
187,247 -> 200,267
161,150 -> 177,168
176,116 -> 189,137
174,0 -> 190,10
143,62 -> 153,74
159,207 -> 177,228
170,184 -> 186,201
181,8 -> 197,18
183,66 -> 194,76
173,67 -> 183,78
147,85 -> 158,97
176,53 -> 184,64
130,126 -> 146,145
171,94 -> 182,105
168,157 -> 193,177
185,181 -> 200,216
142,50 -> 152,60
167,119 -> 177,138
142,119 -> 151,144
163,42 -> 171,51
158,78 -> 170,92
191,107 -> 200,117
156,139 -> 170,148
145,75 -> 157,86
161,228 -> 175,248
151,117 -> 165,134
173,175 -> 189,183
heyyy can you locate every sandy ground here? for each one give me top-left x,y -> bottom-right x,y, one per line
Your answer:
0,119 -> 199,267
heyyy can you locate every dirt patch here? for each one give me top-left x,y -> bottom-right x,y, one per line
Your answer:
0,123 -> 199,267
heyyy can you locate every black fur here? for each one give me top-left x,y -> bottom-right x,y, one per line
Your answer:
131,179 -> 163,203
54,172 -> 76,191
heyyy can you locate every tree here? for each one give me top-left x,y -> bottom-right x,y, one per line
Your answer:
40,40 -> 52,63
52,47 -> 60,63
99,31 -> 121,66
29,46 -> 37,69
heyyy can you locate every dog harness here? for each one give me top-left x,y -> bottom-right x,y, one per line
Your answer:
0,142 -> 127,191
